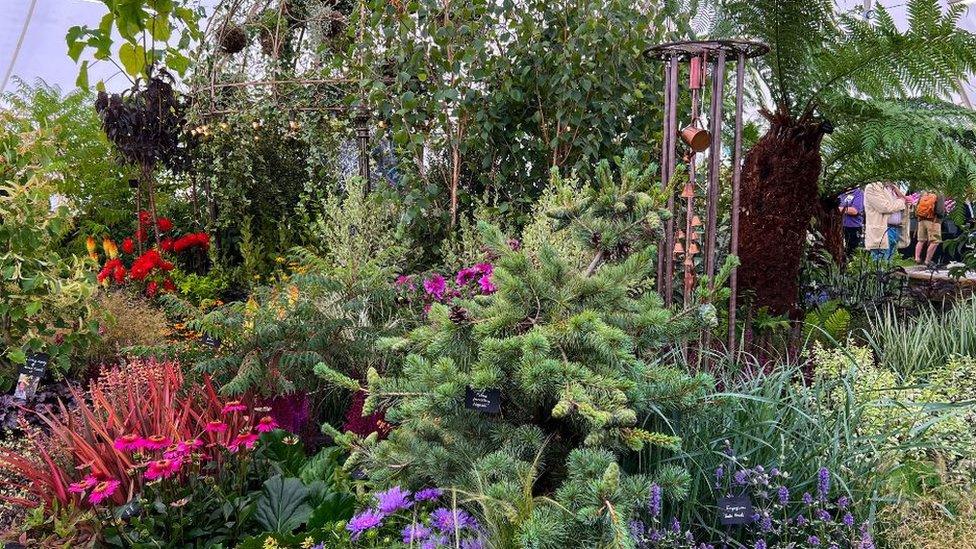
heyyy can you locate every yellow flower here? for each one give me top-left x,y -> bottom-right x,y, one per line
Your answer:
301,538 -> 315,549
262,537 -> 280,549
86,235 -> 98,261
287,285 -> 299,307
102,237 -> 119,259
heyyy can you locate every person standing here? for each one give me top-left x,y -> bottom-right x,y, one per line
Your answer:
864,181 -> 909,261
914,191 -> 946,265
838,187 -> 864,258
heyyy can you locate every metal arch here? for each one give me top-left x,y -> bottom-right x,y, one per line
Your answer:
644,39 -> 770,61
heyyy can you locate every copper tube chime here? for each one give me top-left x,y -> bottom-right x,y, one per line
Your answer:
646,40 -> 768,351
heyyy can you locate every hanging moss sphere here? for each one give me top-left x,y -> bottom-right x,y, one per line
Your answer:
219,25 -> 248,54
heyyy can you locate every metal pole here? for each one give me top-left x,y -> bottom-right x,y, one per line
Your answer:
658,57 -> 673,297
664,55 -> 680,305
355,108 -> 371,188
728,52 -> 746,352
704,50 -> 726,287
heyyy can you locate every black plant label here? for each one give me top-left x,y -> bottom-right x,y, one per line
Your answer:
464,387 -> 501,414
201,333 -> 221,349
13,353 -> 48,402
717,495 -> 754,526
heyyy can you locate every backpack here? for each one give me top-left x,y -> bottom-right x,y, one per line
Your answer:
917,193 -> 938,220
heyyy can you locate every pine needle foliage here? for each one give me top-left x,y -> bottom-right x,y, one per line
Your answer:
317,150 -> 713,548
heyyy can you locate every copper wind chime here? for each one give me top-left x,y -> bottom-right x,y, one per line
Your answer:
646,40 -> 768,350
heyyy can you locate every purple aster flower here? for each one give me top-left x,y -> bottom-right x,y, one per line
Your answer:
477,274 -> 496,294
423,275 -> 447,301
837,496 -> 850,509
402,523 -> 431,543
802,492 -> 814,505
375,486 -> 413,514
715,466 -> 725,480
422,534 -> 448,549
456,266 -> 481,286
843,512 -> 855,527
474,263 -> 493,275
414,487 -> 443,502
817,467 -> 831,499
461,539 -> 484,549
778,485 -> 790,505
431,507 -> 479,532
817,509 -> 831,522
808,535 -> 821,546
755,541 -> 767,549
347,509 -> 385,540
648,484 -> 662,518
734,470 -> 748,485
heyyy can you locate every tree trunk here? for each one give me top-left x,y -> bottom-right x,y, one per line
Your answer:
814,196 -> 845,266
737,111 -> 827,317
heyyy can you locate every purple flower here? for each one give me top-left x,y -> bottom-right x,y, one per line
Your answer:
423,275 -> 447,301
402,523 -> 431,543
456,267 -> 481,286
843,512 -> 855,527
414,487 -> 443,502
477,274 -> 496,294
395,275 -> 416,291
461,539 -> 484,549
755,541 -> 767,549
796,515 -> 808,526
346,509 -> 385,540
802,492 -> 814,505
817,467 -> 831,499
422,534 -> 448,549
760,515 -> 772,532
837,496 -> 850,509
628,520 -> 645,540
733,470 -> 748,485
808,535 -> 821,546
431,507 -> 479,532
714,466 -> 724,480
670,517 -> 681,532
817,509 -> 831,522
778,485 -> 789,505
770,468 -> 780,477
649,529 -> 663,542
648,484 -> 662,518
375,486 -> 413,514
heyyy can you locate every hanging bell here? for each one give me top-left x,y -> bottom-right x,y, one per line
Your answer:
676,230 -> 686,240
681,181 -> 695,199
688,242 -> 700,255
673,242 -> 685,256
680,124 -> 712,152
690,230 -> 700,241
691,215 -> 703,227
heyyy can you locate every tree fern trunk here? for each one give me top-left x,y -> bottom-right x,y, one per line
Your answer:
737,112 -> 827,317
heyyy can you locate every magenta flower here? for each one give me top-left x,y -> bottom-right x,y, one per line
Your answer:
68,475 -> 98,494
431,507 -> 478,532
113,433 -> 144,452
221,400 -> 247,414
477,275 -> 496,294
144,458 -> 182,481
89,479 -> 121,505
423,275 -> 447,301
141,434 -> 172,451
414,487 -> 443,502
228,432 -> 259,452
256,415 -> 279,433
395,275 -> 416,291
402,523 -> 431,543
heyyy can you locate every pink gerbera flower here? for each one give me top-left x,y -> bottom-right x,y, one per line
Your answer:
89,479 -> 121,505
141,434 -> 171,451
144,458 -> 182,481
227,432 -> 259,452
255,415 -> 279,433
68,475 -> 98,494
205,420 -> 228,433
221,400 -> 247,414
113,433 -> 144,452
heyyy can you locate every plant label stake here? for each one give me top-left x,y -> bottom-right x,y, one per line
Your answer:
717,494 -> 754,526
464,387 -> 501,414
13,353 -> 49,402
201,333 -> 221,349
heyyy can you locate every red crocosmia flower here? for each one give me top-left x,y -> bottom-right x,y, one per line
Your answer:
135,227 -> 148,243
161,237 -> 174,252
68,474 -> 98,494
142,434 -> 171,451
121,237 -> 135,254
205,420 -> 228,433
114,433 -> 144,452
221,400 -> 247,415
138,210 -> 153,227
144,458 -> 182,481
157,217 -> 174,232
228,432 -> 259,452
162,278 -> 177,293
89,479 -> 120,505
255,415 -> 279,433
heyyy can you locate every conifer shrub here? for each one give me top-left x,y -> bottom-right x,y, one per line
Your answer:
318,150 -> 716,547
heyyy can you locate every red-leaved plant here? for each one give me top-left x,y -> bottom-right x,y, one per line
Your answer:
0,359 -> 273,511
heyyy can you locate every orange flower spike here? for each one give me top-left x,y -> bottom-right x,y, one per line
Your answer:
86,235 -> 99,261
102,237 -> 119,259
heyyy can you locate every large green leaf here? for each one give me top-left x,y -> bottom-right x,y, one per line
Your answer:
118,42 -> 146,77
254,475 -> 312,535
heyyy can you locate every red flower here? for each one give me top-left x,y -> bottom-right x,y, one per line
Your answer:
135,227 -> 148,243
157,217 -> 174,232
172,232 -> 211,253
112,265 -> 127,284
138,210 -> 152,227
163,278 -> 176,293
145,281 -> 159,297
130,250 -> 166,280
122,237 -> 134,254
161,237 -> 174,252
97,258 -> 124,284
